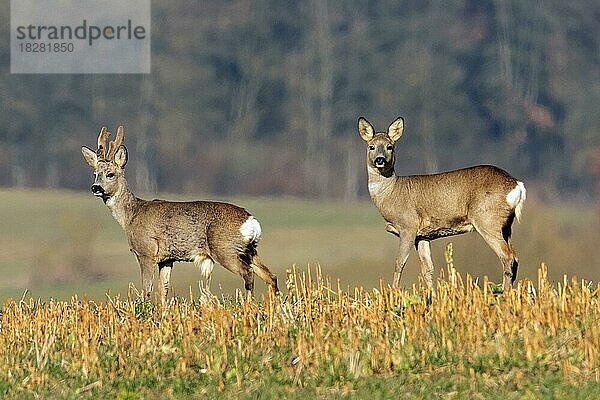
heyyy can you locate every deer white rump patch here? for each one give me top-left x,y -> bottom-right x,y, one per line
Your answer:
506,181 -> 526,208
506,181 -> 527,222
240,216 -> 262,243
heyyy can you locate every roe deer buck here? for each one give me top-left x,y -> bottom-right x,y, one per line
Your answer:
358,117 -> 526,291
81,126 -> 278,304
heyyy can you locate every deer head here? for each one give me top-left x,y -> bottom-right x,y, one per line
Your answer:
358,116 -> 404,176
81,126 -> 128,202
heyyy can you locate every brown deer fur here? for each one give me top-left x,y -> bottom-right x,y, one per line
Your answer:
82,126 -> 278,304
358,117 -> 526,290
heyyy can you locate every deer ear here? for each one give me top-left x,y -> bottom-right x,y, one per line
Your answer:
81,146 -> 98,168
358,117 -> 374,141
387,117 -> 404,143
114,145 -> 128,168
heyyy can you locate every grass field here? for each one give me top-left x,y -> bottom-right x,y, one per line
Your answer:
0,188 -> 598,301
1,264 -> 600,398
1,188 -> 600,398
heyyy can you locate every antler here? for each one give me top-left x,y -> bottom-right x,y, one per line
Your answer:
96,127 -> 110,159
107,126 -> 124,160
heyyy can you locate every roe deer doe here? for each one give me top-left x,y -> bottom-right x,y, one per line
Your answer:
358,116 -> 526,291
81,126 -> 278,304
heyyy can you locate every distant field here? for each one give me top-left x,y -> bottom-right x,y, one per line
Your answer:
0,188 -> 598,301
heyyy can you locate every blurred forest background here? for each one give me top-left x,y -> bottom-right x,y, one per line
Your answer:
0,0 -> 599,299
1,0 -> 599,200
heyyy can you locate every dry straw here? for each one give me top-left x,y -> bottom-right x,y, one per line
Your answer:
1,260 -> 599,394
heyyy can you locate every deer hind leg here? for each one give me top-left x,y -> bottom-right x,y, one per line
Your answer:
241,268 -> 255,296
415,240 -> 434,290
216,251 -> 255,296
251,255 -> 279,293
473,222 -> 517,291
392,232 -> 415,288
158,261 -> 173,306
502,218 -> 519,285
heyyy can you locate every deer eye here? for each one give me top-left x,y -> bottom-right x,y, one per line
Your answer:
106,172 -> 115,179
368,145 -> 375,151
386,145 -> 393,151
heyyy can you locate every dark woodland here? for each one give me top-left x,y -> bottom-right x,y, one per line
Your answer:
1,0 -> 598,201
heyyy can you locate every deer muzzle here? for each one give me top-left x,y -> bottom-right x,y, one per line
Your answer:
374,157 -> 386,168
91,184 -> 105,197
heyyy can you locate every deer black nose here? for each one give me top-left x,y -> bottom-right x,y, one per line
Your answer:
91,184 -> 104,194
374,157 -> 386,166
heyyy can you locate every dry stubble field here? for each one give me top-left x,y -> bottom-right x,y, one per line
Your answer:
1,189 -> 599,398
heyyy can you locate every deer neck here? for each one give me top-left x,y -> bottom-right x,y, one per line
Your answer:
105,179 -> 140,229
367,165 -> 397,206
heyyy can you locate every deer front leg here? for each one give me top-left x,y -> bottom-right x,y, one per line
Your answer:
416,240 -> 434,289
137,256 -> 157,300
158,261 -> 173,306
392,231 -> 415,288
